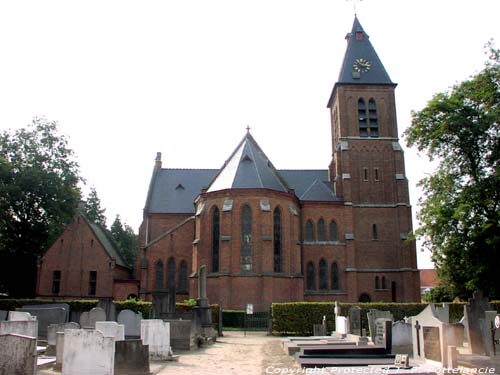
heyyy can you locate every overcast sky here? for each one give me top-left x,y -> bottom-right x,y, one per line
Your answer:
1,1 -> 499,269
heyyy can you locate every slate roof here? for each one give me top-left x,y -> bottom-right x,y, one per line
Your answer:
328,16 -> 394,107
146,134 -> 341,214
207,132 -> 290,193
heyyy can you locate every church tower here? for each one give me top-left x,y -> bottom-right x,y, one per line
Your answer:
327,17 -> 420,302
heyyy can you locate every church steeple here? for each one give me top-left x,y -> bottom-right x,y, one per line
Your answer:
328,17 -> 394,107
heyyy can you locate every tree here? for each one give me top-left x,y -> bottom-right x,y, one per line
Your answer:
110,215 -> 138,268
0,118 -> 81,296
405,44 -> 500,300
84,187 -> 107,227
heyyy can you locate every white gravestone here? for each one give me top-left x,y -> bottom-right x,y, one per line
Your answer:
96,321 -> 125,342
141,319 -> 172,360
0,333 -> 37,375
80,307 -> 107,329
62,329 -> 115,375
0,320 -> 38,339
8,311 -> 36,321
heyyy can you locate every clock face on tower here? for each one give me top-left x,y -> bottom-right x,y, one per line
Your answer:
353,58 -> 372,73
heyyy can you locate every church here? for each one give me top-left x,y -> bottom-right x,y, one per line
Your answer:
135,16 -> 421,311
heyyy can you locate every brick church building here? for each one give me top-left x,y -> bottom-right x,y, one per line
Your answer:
135,16 -> 420,311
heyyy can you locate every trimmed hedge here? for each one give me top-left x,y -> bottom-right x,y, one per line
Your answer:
271,301 -> 487,336
222,310 -> 245,328
114,300 -> 152,317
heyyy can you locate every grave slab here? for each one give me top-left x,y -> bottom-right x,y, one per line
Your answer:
0,333 -> 37,375
96,321 -> 125,341
141,319 -> 172,360
115,339 -> 150,375
17,306 -> 67,338
80,306 -> 107,328
117,309 -> 142,338
0,320 -> 38,339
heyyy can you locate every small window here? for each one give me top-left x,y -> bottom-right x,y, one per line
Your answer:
317,219 -> 326,241
155,260 -> 164,289
381,276 -> 387,290
356,32 -> 363,41
167,257 -> 176,289
178,260 -> 188,293
372,224 -> 378,240
52,270 -> 61,294
211,207 -> 220,273
363,168 -> 368,181
331,263 -> 339,290
305,220 -> 315,242
358,98 -> 368,137
375,276 -> 380,290
319,259 -> 328,290
306,262 -> 316,290
241,204 -> 253,272
374,168 -> 380,181
330,221 -> 338,242
368,99 -> 379,137
90,239 -> 94,247
88,271 -> 97,296
273,207 -> 282,272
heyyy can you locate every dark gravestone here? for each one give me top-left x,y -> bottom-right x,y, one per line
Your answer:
152,290 -> 176,319
0,310 -> 7,321
22,303 -> 70,322
114,339 -> 150,375
98,298 -> 116,322
313,324 -> 326,336
117,309 -> 142,339
165,319 -> 194,350
464,290 -> 491,355
16,307 -> 67,338
423,326 -> 441,362
349,306 -> 362,336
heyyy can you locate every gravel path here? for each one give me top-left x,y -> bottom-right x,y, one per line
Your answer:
155,331 -> 300,375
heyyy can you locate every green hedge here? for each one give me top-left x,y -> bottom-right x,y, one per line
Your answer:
0,299 -> 98,313
222,310 -> 245,328
271,301 -> 485,336
114,300 -> 152,317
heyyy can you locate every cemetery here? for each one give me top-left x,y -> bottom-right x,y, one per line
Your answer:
0,289 -> 499,374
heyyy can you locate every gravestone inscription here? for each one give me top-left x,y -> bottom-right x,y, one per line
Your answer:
423,326 -> 441,362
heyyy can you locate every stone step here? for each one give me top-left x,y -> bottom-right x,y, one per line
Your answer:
300,346 -> 388,356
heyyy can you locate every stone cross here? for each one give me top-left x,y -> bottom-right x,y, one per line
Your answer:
414,320 -> 421,356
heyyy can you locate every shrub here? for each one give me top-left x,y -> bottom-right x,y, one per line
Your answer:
114,300 -> 152,317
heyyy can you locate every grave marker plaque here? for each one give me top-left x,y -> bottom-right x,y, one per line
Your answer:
423,326 -> 441,362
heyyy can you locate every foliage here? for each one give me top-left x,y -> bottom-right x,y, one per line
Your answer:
0,118 -> 81,297
0,299 -> 98,313
222,310 -> 245,328
110,215 -> 138,268
404,44 -> 500,300
114,299 -> 152,317
271,302 -> 435,336
83,187 -> 107,227
182,298 -> 197,307
422,285 -> 455,303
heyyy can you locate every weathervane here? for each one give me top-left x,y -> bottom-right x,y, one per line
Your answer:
347,0 -> 363,15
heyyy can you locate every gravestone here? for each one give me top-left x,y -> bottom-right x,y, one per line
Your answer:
410,304 -> 449,367
0,320 -> 38,339
141,319 -> 172,360
96,321 -> 125,341
115,339 -> 150,375
17,306 -> 67,338
152,290 -> 176,319
0,334 -> 37,375
367,309 -> 393,339
313,324 -> 326,336
349,306 -> 362,336
22,303 -> 70,322
117,309 -> 142,338
394,354 -> 410,368
374,318 -> 392,352
98,298 -> 116,322
335,316 -> 349,335
464,290 -> 491,355
8,311 -> 36,321
165,319 -> 194,350
55,332 -> 64,370
63,329 -> 115,375
46,322 -> 80,356
392,320 -> 412,347
0,311 -> 7,321
80,306 -> 107,328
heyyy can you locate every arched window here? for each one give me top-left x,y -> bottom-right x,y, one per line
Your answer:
319,259 -> 328,290
358,98 -> 368,137
167,257 -> 175,290
359,293 -> 371,303
331,263 -> 339,290
178,260 -> 188,293
375,276 -> 380,290
273,207 -> 282,272
381,276 -> 386,290
372,224 -> 378,240
329,221 -> 338,242
155,260 -> 164,289
52,270 -> 61,294
306,262 -> 316,290
317,219 -> 326,241
241,204 -> 252,272
305,220 -> 315,241
368,98 -> 378,137
211,207 -> 220,273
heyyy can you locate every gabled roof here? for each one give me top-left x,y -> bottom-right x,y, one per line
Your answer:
328,16 -> 395,107
79,212 -> 129,269
207,131 -> 290,193
300,179 -> 338,201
